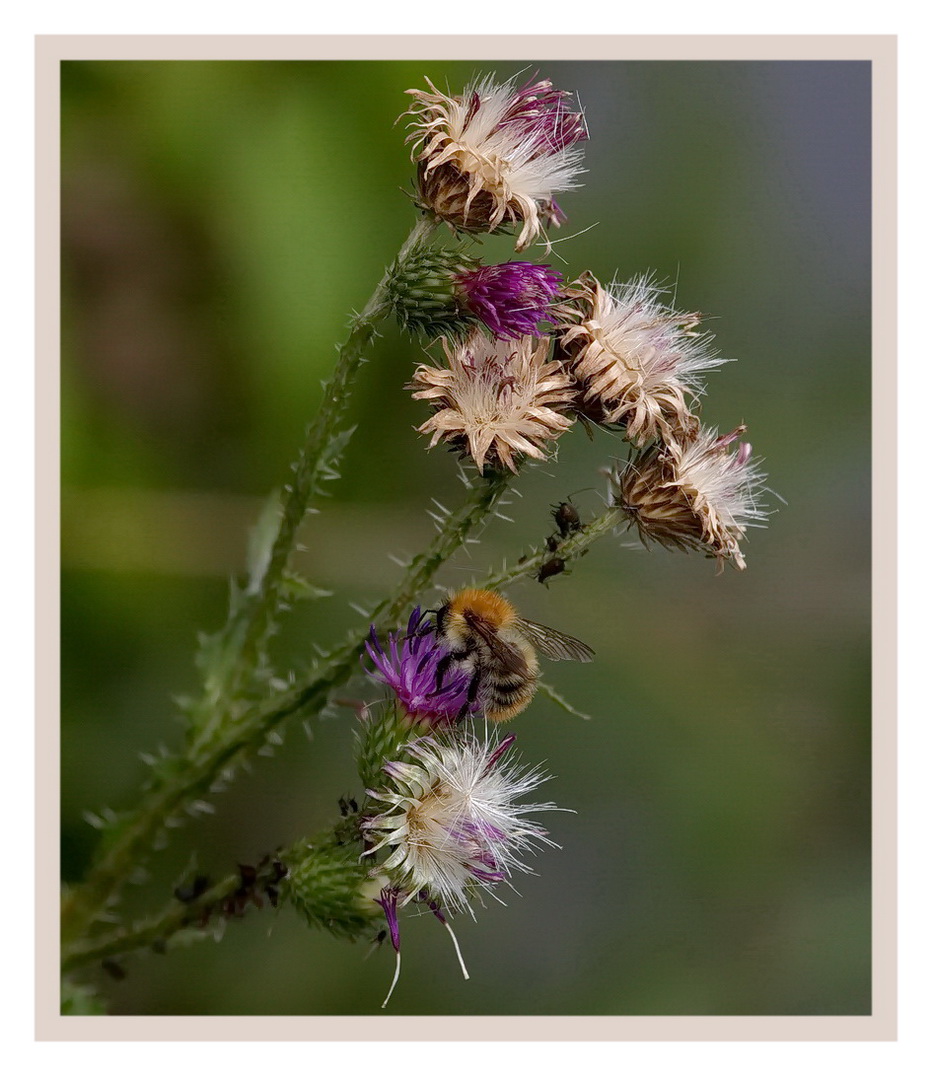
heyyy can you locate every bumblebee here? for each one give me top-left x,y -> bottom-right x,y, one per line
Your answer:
434,587 -> 594,721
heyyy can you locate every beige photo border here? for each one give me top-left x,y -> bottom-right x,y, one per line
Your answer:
38,33 -> 896,1042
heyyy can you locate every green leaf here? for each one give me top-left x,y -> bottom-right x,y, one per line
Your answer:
280,570 -> 333,602
246,490 -> 284,595
536,679 -> 593,721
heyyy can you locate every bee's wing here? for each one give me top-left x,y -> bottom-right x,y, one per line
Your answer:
464,611 -> 532,675
515,618 -> 595,662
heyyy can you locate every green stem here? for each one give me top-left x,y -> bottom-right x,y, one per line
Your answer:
61,216 -> 435,945
478,503 -> 624,592
192,215 -> 437,750
62,839 -> 308,975
61,469 -> 510,947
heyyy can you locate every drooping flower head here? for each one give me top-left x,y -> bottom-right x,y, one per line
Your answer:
410,331 -> 575,473
364,606 -> 475,728
404,74 -> 587,251
610,424 -> 771,571
362,731 -> 558,916
388,245 -> 563,341
558,273 -> 725,445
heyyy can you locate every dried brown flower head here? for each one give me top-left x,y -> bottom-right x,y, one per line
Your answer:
403,74 -> 587,251
559,273 -> 724,445
410,332 -> 575,473
610,425 -> 770,571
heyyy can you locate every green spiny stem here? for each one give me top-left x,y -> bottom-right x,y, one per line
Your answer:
478,503 -> 625,592
191,215 -> 437,752
61,835 -> 336,974
61,469 -> 510,947
62,870 -> 264,975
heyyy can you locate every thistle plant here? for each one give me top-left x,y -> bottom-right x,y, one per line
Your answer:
61,69 -> 775,1012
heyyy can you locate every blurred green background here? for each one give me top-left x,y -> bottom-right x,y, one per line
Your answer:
61,60 -> 871,1015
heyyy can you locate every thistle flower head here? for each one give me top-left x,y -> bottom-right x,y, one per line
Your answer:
404,74 -> 587,251
362,731 -> 558,915
559,273 -> 725,444
388,246 -> 563,341
456,261 -> 563,340
364,606 -> 475,727
410,331 -> 575,473
611,424 -> 771,571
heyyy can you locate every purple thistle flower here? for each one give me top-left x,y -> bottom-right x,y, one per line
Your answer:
363,606 -> 475,726
374,886 -> 401,953
455,262 -> 564,340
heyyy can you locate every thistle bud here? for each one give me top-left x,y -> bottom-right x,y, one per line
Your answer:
388,247 -> 564,341
286,840 -> 384,941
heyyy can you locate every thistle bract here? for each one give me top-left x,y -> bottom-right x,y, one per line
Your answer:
388,246 -> 480,339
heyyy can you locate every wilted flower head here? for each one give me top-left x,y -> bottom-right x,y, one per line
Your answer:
456,261 -> 563,339
410,331 -> 575,473
388,245 -> 563,341
362,731 -> 558,915
404,74 -> 587,251
559,273 -> 725,445
610,424 -> 770,571
364,606 -> 475,727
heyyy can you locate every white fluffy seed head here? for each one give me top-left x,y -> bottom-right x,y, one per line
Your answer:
404,75 -> 587,251
614,425 -> 772,571
559,272 -> 726,444
362,732 -> 559,914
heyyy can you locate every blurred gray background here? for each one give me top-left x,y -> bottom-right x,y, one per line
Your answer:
61,59 -> 871,1015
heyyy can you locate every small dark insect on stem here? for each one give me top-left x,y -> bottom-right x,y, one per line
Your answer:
551,498 -> 582,538
536,557 -> 567,585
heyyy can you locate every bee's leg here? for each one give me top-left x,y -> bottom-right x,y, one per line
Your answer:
433,651 -> 456,693
430,645 -> 471,697
403,608 -> 436,643
457,664 -> 484,720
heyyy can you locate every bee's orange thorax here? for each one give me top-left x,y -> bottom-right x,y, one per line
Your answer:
447,588 -> 517,629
